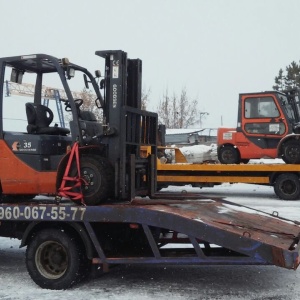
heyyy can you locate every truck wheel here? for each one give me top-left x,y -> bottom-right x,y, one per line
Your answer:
26,228 -> 88,290
282,140 -> 300,164
274,174 -> 300,200
218,145 -> 240,164
70,155 -> 113,205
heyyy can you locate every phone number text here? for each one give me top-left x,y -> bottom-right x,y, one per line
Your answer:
0,206 -> 86,221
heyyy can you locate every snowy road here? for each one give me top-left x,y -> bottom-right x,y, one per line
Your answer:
0,183 -> 300,300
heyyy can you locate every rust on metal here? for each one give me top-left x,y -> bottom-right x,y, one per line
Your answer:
130,196 -> 300,269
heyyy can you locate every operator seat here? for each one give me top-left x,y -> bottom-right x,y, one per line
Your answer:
25,102 -> 70,135
69,110 -> 103,139
78,110 -> 103,138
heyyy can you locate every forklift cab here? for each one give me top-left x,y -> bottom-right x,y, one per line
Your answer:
241,93 -> 288,136
0,54 -> 104,171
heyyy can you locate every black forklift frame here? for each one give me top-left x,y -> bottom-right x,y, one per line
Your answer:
96,50 -> 157,200
0,53 -> 101,144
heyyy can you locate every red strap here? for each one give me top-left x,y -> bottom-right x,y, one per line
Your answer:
58,142 -> 86,204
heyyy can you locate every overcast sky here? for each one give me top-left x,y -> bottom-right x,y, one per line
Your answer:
1,0 -> 300,129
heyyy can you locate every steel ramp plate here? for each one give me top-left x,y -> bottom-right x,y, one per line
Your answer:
129,197 -> 300,269
1,196 -> 299,269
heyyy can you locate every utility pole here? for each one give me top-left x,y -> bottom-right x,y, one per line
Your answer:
199,112 -> 209,128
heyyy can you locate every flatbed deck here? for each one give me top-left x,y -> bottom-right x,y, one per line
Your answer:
157,162 -> 299,184
154,152 -> 300,199
1,196 -> 299,270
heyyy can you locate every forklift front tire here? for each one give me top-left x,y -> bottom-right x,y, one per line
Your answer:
218,145 -> 240,164
70,155 -> 113,205
281,140 -> 300,164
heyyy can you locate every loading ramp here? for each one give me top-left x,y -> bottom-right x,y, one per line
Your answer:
1,195 -> 299,270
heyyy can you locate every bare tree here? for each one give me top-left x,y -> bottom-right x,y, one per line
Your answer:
157,88 -> 199,128
64,88 -> 103,123
66,87 -> 150,124
156,89 -> 170,128
79,88 -> 103,121
141,87 -> 151,110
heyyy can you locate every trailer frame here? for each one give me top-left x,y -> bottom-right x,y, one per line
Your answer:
0,192 -> 300,289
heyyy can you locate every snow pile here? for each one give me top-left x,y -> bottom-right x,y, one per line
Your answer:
166,144 -> 284,165
250,158 -> 284,164
177,144 -> 218,163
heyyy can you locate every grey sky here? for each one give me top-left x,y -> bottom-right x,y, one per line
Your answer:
1,0 -> 300,129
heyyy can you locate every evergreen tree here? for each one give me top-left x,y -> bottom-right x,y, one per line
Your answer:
273,61 -> 300,91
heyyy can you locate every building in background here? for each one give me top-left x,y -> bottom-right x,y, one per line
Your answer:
165,128 -> 217,146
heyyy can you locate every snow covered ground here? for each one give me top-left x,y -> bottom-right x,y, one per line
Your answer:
0,183 -> 300,300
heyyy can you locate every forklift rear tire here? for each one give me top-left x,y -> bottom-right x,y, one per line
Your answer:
218,145 -> 240,164
274,173 -> 300,200
281,140 -> 300,164
26,228 -> 88,290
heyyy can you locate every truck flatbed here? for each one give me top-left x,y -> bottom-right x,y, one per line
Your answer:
1,196 -> 299,270
155,149 -> 300,199
157,161 -> 299,184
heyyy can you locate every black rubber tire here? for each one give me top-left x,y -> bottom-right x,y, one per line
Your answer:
91,154 -> 114,193
26,228 -> 88,290
282,140 -> 300,164
218,145 -> 240,164
69,155 -> 114,205
241,159 -> 250,164
274,174 -> 300,200
281,140 -> 300,164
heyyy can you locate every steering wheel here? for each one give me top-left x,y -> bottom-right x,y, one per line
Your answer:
62,98 -> 84,112
74,98 -> 84,108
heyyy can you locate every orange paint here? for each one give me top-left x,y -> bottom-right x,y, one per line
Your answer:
0,140 -> 57,195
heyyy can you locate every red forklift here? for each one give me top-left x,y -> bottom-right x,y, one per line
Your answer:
0,51 -> 157,205
217,89 -> 300,164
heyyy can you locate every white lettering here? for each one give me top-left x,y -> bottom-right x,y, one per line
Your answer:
113,84 -> 118,108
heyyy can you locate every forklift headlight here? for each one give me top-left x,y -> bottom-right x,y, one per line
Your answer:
67,67 -> 75,79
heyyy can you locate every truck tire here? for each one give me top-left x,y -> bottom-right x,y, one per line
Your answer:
26,228 -> 88,290
274,174 -> 300,200
218,145 -> 240,164
70,155 -> 114,205
282,140 -> 300,164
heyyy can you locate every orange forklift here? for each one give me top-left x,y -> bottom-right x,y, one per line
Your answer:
217,89 -> 300,164
0,51 -> 157,205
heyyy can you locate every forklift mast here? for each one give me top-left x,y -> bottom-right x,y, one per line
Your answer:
96,50 -> 158,199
